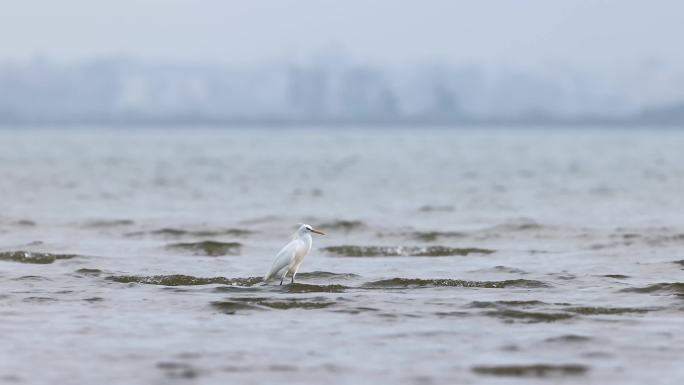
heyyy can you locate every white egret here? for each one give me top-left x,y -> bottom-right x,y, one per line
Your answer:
263,224 -> 326,285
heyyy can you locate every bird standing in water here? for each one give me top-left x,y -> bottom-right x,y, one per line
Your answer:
264,224 -> 325,285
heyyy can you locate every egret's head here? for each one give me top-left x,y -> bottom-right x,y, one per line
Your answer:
299,223 -> 325,235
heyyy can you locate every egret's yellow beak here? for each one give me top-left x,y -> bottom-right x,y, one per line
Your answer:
311,228 -> 326,235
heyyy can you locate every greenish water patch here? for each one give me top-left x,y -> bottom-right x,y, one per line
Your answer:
283,283 -> 347,293
319,220 -> 365,232
23,297 -> 57,303
564,306 -> 654,315
256,299 -> 334,310
470,301 -> 655,318
554,273 -> 576,280
484,309 -> 574,323
418,205 -> 454,212
434,311 -> 469,317
82,219 -> 134,228
127,228 -> 253,238
363,278 -> 549,289
128,228 -> 185,237
545,335 -> 592,343
13,219 -> 36,226
488,220 -> 544,232
322,245 -> 494,257
212,286 -> 263,293
166,241 -> 242,256
411,231 -> 467,242
622,283 -> 684,297
75,268 -> 102,276
472,364 -> 588,377
157,362 -> 202,379
210,301 -> 260,314
0,251 -> 78,264
333,306 -> 381,315
211,297 -> 335,313
107,275 -> 262,286
467,300 -> 548,308
604,274 -> 630,279
11,275 -> 49,281
296,271 -> 360,279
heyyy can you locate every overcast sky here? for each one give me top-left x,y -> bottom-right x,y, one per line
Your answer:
1,0 -> 682,70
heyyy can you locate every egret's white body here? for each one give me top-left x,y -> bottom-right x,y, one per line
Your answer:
264,224 -> 325,285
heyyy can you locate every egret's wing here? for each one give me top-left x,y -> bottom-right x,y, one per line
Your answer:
264,240 -> 297,281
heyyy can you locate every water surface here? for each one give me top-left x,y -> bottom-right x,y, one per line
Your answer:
1,127 -> 684,384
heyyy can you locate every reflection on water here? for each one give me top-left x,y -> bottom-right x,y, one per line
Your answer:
1,127 -> 684,384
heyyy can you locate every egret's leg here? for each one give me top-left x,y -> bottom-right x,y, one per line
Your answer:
280,269 -> 289,285
291,267 -> 299,284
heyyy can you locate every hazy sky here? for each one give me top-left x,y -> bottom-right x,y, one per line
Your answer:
1,0 -> 682,69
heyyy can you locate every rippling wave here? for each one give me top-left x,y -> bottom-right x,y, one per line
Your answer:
362,278 -> 549,289
321,245 -> 495,257
107,275 -> 263,286
0,251 -> 80,264
165,241 -> 242,256
472,364 -> 589,377
126,228 -> 254,238
211,297 -> 335,314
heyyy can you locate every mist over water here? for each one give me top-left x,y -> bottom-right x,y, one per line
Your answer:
1,58 -> 683,125
1,127 -> 684,384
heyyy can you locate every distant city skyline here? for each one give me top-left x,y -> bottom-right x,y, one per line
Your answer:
1,56 -> 683,126
2,0 -> 683,126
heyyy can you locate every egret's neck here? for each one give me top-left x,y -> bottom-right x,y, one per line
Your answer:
299,232 -> 313,249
